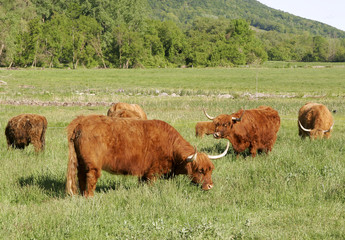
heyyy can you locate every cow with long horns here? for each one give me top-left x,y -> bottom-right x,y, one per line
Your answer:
298,102 -> 334,139
203,106 -> 280,157
66,115 -> 229,197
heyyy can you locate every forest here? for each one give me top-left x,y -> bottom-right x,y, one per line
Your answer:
1,0 -> 345,69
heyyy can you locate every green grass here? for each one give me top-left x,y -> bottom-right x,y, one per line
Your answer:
0,65 -> 344,239
1,63 -> 345,102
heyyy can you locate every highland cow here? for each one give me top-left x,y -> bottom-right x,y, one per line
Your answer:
66,115 -> 230,197
107,102 -> 147,119
203,106 -> 280,157
298,102 -> 334,139
5,114 -> 47,152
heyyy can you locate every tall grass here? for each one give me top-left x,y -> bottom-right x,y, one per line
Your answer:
0,66 -> 344,239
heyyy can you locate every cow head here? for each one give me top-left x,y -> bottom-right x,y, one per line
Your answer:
188,153 -> 215,190
203,108 -> 245,139
186,141 -> 230,190
298,120 -> 334,139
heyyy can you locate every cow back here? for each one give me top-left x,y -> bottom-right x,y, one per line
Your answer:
107,102 -> 147,120
298,102 -> 333,138
231,106 -> 280,136
67,115 -> 194,176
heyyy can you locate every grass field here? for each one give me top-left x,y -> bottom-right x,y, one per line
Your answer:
0,63 -> 344,239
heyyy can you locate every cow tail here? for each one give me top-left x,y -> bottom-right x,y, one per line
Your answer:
66,127 -> 78,196
41,121 -> 47,150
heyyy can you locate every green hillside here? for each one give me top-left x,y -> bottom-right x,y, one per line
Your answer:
148,0 -> 345,38
1,0 -> 345,68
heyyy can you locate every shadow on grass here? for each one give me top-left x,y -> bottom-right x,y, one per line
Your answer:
95,181 -> 120,193
18,174 -> 139,199
19,175 -> 66,199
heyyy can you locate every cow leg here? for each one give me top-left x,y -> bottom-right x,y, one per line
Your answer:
32,140 -> 42,152
77,168 -> 87,195
249,146 -> 257,157
15,142 -> 26,149
84,168 -> 101,197
6,141 -> 12,150
140,172 -> 158,185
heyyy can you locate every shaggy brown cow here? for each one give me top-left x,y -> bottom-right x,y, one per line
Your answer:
195,121 -> 215,138
109,109 -> 142,119
5,114 -> 47,152
203,106 -> 280,157
107,102 -> 147,119
298,102 -> 334,139
66,115 -> 230,197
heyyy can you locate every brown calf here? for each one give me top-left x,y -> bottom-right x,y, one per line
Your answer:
195,121 -> 215,138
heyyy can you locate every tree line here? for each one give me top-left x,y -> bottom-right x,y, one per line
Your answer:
0,0 -> 344,69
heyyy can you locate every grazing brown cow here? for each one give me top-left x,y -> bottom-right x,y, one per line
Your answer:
107,102 -> 147,119
66,115 -> 229,197
195,121 -> 215,138
109,109 -> 142,119
5,114 -> 47,152
298,102 -> 334,139
203,106 -> 280,157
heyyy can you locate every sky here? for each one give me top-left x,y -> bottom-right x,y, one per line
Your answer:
257,0 -> 345,31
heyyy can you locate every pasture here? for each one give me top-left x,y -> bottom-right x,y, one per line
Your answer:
0,64 -> 344,239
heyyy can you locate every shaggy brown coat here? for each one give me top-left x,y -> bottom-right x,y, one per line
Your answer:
211,106 -> 280,157
109,109 -> 142,119
5,114 -> 47,152
195,121 -> 215,138
66,115 -> 216,197
298,102 -> 334,139
107,102 -> 147,119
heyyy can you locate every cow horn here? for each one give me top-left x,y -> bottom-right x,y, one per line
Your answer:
232,110 -> 245,122
298,121 -> 311,132
323,122 -> 334,133
208,140 -> 230,160
203,108 -> 215,120
186,146 -> 198,162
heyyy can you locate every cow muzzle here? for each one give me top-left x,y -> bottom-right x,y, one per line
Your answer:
202,183 -> 214,191
213,132 -> 221,139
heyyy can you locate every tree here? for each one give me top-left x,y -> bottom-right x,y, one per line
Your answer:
225,19 -> 267,64
109,26 -> 146,68
312,36 -> 328,62
70,15 -> 102,68
141,20 -> 166,67
157,21 -> 187,66
43,13 -> 73,67
0,0 -> 36,67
